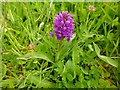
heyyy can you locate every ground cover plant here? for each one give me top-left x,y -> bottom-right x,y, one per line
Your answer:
1,2 -> 119,88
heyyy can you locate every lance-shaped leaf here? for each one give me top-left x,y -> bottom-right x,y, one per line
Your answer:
17,52 -> 54,63
93,42 -> 118,68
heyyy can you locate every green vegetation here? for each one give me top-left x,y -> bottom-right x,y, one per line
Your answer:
1,2 -> 119,88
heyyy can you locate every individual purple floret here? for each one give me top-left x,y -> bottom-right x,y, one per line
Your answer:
53,11 -> 74,42
50,32 -> 54,37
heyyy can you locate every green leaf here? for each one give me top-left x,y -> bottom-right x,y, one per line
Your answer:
72,44 -> 79,64
38,80 -> 55,88
27,74 -> 40,85
70,33 -> 76,41
101,7 -> 112,21
88,44 -> 94,51
112,17 -> 119,27
54,61 -> 64,74
2,79 -> 16,88
43,38 -> 57,50
75,81 -> 81,88
66,73 -> 74,81
17,52 -> 54,63
56,40 -> 76,61
81,66 -> 89,75
110,38 -> 119,56
18,60 -> 26,65
2,64 -> 7,77
93,43 -> 118,68
94,15 -> 105,32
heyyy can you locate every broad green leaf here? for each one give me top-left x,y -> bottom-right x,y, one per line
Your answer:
39,80 -> 55,88
27,73 -> 55,88
17,52 -> 54,63
27,74 -> 40,85
93,43 -> 118,68
65,60 -> 76,79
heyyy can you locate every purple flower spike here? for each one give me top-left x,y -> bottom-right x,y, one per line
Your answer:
50,32 -> 54,37
54,11 -> 74,42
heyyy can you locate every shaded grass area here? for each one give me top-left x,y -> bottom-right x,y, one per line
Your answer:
1,2 -> 119,88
